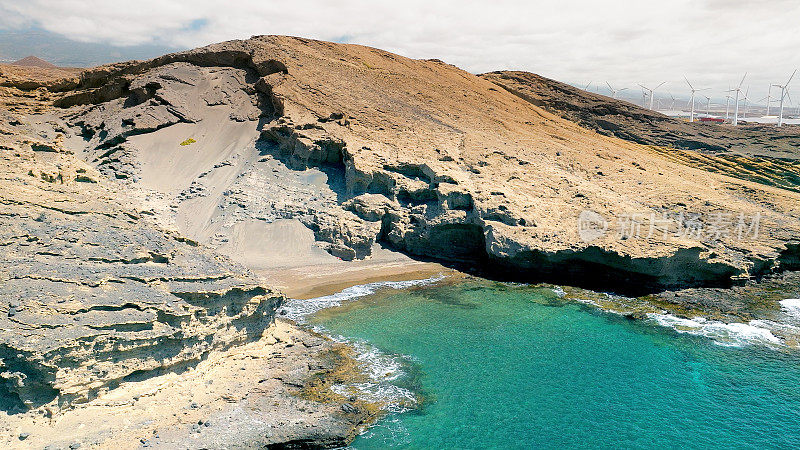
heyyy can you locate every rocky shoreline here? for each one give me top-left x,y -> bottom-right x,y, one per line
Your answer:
1,64 -> 383,447
0,319 -> 382,449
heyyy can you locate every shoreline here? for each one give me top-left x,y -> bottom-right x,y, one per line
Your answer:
0,260 -> 457,449
259,258 -> 457,300
3,256 -> 797,447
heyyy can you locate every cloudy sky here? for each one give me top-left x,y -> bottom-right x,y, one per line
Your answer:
1,0 -> 798,103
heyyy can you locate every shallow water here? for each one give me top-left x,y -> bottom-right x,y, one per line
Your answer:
307,280 -> 800,449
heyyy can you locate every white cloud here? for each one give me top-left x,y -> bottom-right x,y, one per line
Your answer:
1,0 -> 798,102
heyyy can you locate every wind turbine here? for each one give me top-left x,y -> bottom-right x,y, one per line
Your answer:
765,84 -> 773,116
725,86 -> 734,121
704,95 -> 712,117
605,82 -> 627,99
667,91 -> 676,110
583,81 -> 593,92
773,69 -> 796,127
684,77 -> 708,122
638,82 -> 666,110
758,94 -> 771,117
728,73 -> 747,126
782,90 -> 793,120
742,87 -> 751,120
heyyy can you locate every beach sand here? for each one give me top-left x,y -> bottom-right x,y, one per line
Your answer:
259,246 -> 452,300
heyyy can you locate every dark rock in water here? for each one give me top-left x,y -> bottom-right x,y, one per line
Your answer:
341,403 -> 360,414
652,271 -> 800,323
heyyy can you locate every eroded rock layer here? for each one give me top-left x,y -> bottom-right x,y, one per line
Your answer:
52,36 -> 800,293
0,114 -> 282,410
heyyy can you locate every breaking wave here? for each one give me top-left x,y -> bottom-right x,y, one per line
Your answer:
646,313 -> 783,348
780,299 -> 800,320
566,290 -> 800,349
281,275 -> 445,413
280,275 -> 446,322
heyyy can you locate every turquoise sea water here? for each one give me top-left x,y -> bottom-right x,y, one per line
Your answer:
307,280 -> 800,449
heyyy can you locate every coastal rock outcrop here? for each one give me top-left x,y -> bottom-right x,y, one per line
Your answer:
47,35 -> 800,293
0,115 -> 282,410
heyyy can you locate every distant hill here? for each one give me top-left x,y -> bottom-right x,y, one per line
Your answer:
482,70 -> 800,160
11,55 -> 57,68
482,70 -> 800,192
0,29 -> 178,67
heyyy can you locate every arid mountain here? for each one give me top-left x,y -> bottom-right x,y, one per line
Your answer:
482,71 -> 800,159
11,56 -> 57,69
46,35 -> 800,293
482,71 -> 800,192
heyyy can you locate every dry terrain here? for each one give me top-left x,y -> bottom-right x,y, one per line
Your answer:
483,71 -> 800,192
1,35 -> 799,448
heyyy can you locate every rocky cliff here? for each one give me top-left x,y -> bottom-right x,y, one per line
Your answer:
0,109 -> 282,411
47,35 -> 800,294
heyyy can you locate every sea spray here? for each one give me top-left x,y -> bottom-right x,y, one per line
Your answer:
646,313 -> 783,348
561,287 -> 797,349
780,299 -> 800,319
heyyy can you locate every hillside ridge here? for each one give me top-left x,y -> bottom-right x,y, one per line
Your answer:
39,34 -> 800,293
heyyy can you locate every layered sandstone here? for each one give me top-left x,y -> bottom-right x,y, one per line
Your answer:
0,112 -> 282,410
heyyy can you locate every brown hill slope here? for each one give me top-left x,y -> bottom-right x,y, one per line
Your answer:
29,35 -> 800,293
12,56 -> 57,68
481,70 -> 800,159
482,71 -> 800,192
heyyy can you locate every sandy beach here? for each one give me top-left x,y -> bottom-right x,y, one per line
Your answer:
261,256 -> 452,300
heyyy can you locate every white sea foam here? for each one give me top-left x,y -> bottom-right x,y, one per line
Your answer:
780,299 -> 800,319
280,274 -> 445,323
551,286 -> 566,298
281,276 -> 444,413
647,313 -> 782,348
322,335 -> 419,412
